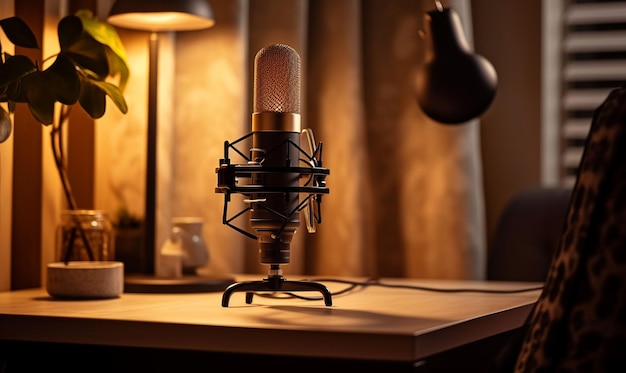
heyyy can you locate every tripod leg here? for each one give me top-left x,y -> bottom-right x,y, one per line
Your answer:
310,282 -> 332,306
222,280 -> 265,307
221,283 -> 237,307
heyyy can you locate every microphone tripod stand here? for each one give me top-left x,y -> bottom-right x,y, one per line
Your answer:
221,264 -> 332,307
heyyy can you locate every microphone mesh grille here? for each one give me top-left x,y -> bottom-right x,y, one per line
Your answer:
253,44 -> 301,114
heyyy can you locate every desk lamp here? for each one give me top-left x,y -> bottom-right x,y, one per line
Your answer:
108,0 -> 232,292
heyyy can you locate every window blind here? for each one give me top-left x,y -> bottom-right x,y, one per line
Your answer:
561,0 -> 626,186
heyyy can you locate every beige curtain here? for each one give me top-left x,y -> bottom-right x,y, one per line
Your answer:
303,0 -> 484,279
105,0 -> 486,280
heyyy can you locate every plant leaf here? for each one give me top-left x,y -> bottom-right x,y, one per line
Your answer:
80,78 -> 128,117
105,45 -> 129,91
78,78 -> 105,118
21,71 -> 55,124
76,10 -> 128,68
62,46 -> 109,80
57,14 -> 83,51
58,15 -> 108,78
77,10 -> 129,90
0,55 -> 36,100
0,106 -> 12,143
93,79 -> 128,114
43,54 -> 80,105
0,17 -> 39,49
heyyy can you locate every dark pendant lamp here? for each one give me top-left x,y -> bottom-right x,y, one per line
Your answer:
415,1 -> 497,124
108,0 -> 231,293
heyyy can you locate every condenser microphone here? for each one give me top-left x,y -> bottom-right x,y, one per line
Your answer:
215,43 -> 331,307
249,44 -> 302,265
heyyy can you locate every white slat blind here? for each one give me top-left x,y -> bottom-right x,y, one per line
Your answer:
561,0 -> 626,186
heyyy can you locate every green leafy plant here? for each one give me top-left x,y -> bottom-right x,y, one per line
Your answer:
0,10 -> 129,261
0,9 -> 128,211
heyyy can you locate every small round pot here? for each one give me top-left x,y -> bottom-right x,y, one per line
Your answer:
46,261 -> 124,299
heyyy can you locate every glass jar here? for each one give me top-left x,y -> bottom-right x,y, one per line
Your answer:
56,210 -> 114,262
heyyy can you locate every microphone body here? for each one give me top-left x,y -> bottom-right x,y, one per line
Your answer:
250,112 -> 301,264
249,43 -> 302,265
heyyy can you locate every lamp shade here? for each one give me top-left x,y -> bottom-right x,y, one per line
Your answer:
108,0 -> 215,31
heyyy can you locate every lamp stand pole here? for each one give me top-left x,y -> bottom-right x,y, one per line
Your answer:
144,31 -> 159,274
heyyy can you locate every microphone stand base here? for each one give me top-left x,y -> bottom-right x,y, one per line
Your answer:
221,274 -> 332,307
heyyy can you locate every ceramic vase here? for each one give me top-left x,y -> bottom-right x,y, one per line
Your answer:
163,217 -> 209,275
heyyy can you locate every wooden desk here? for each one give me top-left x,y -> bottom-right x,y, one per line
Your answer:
0,276 -> 540,372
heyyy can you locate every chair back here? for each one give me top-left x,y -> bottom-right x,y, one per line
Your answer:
488,186 -> 572,282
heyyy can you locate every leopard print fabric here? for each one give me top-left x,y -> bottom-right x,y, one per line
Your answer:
511,86 -> 626,372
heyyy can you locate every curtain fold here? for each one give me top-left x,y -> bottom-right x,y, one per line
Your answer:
305,0 -> 374,276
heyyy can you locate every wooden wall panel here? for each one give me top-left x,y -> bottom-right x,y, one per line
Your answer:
67,0 -> 98,210
11,0 -> 45,290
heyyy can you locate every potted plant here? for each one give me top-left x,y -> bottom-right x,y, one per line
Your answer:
0,10 -> 129,298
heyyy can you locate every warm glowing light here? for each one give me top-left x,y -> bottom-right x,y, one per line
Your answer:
108,12 -> 215,31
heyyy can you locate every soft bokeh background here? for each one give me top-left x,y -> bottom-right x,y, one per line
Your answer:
1,0 -> 547,290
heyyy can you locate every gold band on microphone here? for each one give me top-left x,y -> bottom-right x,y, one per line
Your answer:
252,112 -> 301,132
